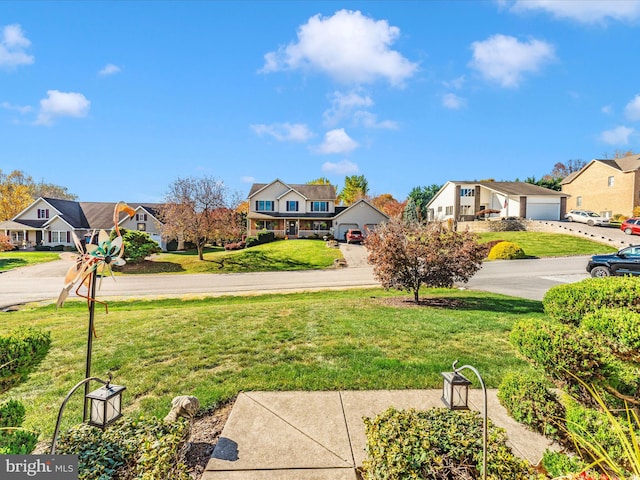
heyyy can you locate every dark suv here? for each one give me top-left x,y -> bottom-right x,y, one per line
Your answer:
587,245 -> 640,277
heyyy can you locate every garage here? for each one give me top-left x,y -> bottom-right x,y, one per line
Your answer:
526,202 -> 560,220
336,223 -> 359,241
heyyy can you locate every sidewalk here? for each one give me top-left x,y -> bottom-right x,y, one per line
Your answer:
202,389 -> 557,480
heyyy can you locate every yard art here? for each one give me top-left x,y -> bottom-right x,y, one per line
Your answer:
56,201 -> 136,316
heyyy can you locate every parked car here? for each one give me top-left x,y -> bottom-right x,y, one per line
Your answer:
564,209 -> 610,226
345,229 -> 364,244
587,245 -> 640,277
621,217 -> 640,235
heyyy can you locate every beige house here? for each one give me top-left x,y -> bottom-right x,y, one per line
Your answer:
0,197 -> 165,249
561,154 -> 640,217
247,180 -> 389,240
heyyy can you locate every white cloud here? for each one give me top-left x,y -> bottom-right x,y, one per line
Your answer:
315,128 -> 359,154
0,24 -> 34,69
1,101 -> 32,114
509,0 -> 640,24
601,104 -> 613,115
322,159 -> 359,175
260,9 -> 418,86
469,34 -> 555,88
250,122 -> 314,142
624,95 -> 640,121
99,63 -> 122,76
323,90 -> 373,125
443,75 -> 465,89
442,93 -> 466,110
352,111 -> 399,129
241,176 -> 256,183
599,126 -> 634,145
35,90 -> 91,126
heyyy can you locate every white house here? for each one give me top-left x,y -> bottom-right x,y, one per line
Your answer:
426,181 -> 568,222
0,197 -> 165,249
247,180 -> 389,240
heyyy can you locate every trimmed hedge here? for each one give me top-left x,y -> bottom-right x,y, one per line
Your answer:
0,399 -> 38,454
487,241 -> 526,260
245,230 -> 276,248
57,415 -> 191,480
581,308 -> 640,358
497,371 -> 565,440
543,277 -> 640,325
0,327 -> 51,392
0,399 -> 25,428
361,407 -> 538,480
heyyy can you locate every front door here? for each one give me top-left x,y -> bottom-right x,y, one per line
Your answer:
36,230 -> 43,245
286,221 -> 298,237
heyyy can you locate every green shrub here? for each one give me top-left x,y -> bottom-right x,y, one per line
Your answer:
541,449 -> 587,478
0,399 -> 25,428
361,407 -> 538,480
245,230 -> 277,248
0,428 -> 38,454
35,245 -> 51,251
497,371 -> 565,440
0,327 -> 51,392
543,277 -> 640,325
57,415 -> 190,480
581,308 -> 640,358
487,241 -> 526,260
51,245 -> 65,251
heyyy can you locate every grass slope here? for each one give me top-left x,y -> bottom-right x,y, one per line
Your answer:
478,232 -> 617,257
1,288 -> 543,438
0,251 -> 61,272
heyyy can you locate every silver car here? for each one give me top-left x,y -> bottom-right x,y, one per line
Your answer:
564,209 -> 610,226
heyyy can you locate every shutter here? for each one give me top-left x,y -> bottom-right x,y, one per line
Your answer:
67,232 -> 71,243
26,231 -> 29,241
48,231 -> 51,242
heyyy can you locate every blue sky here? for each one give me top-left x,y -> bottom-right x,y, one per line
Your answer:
2,1 -> 640,203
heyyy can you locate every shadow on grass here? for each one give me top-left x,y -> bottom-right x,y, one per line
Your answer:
384,293 -> 543,315
117,261 -> 186,274
230,250 -> 317,270
0,258 -> 28,271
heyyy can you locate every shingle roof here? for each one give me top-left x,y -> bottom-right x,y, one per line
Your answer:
476,181 -> 565,196
248,182 -> 337,200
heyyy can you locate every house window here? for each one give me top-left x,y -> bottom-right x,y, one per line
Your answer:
136,213 -> 148,221
460,205 -> 472,215
255,200 -> 274,212
460,188 -> 475,197
255,220 -> 277,230
37,208 -> 49,219
310,201 -> 328,212
437,206 -> 442,213
137,223 -> 146,231
50,231 -> 67,243
286,201 -> 299,212
608,176 -> 614,187
577,196 -> 582,207
445,206 -> 453,215
312,221 -> 328,230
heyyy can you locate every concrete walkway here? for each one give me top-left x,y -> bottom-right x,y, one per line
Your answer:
202,389 -> 557,480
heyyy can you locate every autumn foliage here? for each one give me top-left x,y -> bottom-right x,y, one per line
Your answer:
365,219 -> 485,302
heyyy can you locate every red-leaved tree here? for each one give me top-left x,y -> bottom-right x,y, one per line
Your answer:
365,219 -> 486,302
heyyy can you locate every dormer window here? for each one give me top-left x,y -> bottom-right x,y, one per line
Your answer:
286,201 -> 299,212
136,213 -> 148,221
37,208 -> 49,219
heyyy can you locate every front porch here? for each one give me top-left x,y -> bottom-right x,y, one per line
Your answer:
249,218 -> 333,239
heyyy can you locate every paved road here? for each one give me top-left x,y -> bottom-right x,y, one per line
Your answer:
0,243 -> 593,309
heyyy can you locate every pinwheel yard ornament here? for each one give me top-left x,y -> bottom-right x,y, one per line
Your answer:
57,202 -> 136,311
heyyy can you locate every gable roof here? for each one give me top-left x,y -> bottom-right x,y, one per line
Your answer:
561,154 -> 640,185
476,181 -> 565,197
333,199 -> 389,220
248,181 -> 336,200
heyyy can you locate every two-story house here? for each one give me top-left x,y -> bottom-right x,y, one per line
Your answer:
247,180 -> 389,240
561,153 -> 640,217
0,197 -> 165,249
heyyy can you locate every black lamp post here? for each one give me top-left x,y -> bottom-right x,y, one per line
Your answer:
51,374 -> 125,454
441,360 -> 487,480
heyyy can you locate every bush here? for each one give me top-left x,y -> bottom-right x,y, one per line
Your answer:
121,230 -> 162,263
0,399 -> 25,428
51,245 -> 65,251
543,277 -> 640,325
541,450 -> 588,478
581,308 -> 640,358
498,371 -> 565,440
35,245 -> 51,251
224,241 -> 246,250
361,407 -> 538,480
57,415 -> 190,480
0,327 -> 51,392
245,230 -> 276,248
0,234 -> 13,252
487,241 -> 526,260
482,239 -> 505,255
487,218 -> 526,232
0,428 -> 38,454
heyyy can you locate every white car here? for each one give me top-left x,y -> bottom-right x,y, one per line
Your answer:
564,209 -> 610,226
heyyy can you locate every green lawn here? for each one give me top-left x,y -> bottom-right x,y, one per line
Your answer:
119,239 -> 343,274
1,288 -> 543,438
477,231 -> 617,257
0,251 -> 61,272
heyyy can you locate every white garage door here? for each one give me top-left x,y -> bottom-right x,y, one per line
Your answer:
527,203 -> 560,220
337,224 -> 359,240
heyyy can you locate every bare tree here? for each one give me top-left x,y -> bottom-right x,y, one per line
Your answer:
161,176 -> 240,260
365,219 -> 486,303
